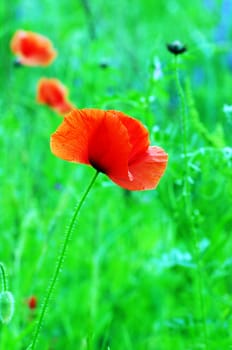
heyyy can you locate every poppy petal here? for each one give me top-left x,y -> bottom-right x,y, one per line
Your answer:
51,109 -> 95,164
10,30 -> 57,66
109,146 -> 168,190
50,109 -> 131,178
55,102 -> 74,115
37,78 -> 73,115
88,110 -> 131,178
112,111 -> 149,162
10,30 -> 24,53
37,78 -> 67,105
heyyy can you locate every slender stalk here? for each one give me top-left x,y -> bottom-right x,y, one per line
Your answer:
174,57 -> 209,348
0,263 -> 7,292
174,56 -> 189,203
28,171 -> 99,350
80,0 -> 96,40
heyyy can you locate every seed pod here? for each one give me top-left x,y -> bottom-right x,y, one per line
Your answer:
167,40 -> 187,55
0,291 -> 15,324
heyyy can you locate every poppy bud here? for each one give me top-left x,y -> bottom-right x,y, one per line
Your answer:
0,291 -> 15,324
167,40 -> 187,55
27,296 -> 37,310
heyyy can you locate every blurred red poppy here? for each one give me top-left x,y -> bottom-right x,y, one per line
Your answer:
27,296 -> 37,310
10,30 -> 57,66
50,109 -> 168,190
37,78 -> 74,115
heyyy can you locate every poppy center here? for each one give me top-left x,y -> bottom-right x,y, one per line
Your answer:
89,158 -> 107,174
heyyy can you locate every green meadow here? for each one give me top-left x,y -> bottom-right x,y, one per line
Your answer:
0,0 -> 232,349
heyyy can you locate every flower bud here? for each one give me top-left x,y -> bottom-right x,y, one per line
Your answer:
28,296 -> 37,310
167,40 -> 187,55
0,291 -> 15,324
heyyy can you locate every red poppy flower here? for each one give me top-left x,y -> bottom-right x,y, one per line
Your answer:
27,296 -> 37,310
50,109 -> 168,191
37,78 -> 74,115
10,30 -> 57,66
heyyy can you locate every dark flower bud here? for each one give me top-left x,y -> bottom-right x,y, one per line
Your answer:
167,40 -> 187,55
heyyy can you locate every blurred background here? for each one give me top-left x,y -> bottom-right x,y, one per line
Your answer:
0,0 -> 232,349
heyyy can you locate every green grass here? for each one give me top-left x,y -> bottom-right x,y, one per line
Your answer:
0,0 -> 232,349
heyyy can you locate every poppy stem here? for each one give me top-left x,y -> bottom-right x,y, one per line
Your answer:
174,58 -> 209,349
174,56 -> 190,202
28,170 -> 99,350
0,262 -> 7,292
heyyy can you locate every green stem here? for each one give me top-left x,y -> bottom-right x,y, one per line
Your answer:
29,170 -> 99,350
0,263 -> 7,292
174,56 -> 189,203
80,0 -> 96,40
174,58 -> 209,348
192,226 -> 208,347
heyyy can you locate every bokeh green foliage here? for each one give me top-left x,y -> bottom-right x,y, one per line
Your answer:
0,0 -> 232,349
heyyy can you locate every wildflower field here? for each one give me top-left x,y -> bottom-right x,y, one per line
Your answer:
1,0 -> 232,349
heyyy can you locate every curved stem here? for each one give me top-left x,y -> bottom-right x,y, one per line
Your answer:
0,262 -> 7,292
174,58 -> 209,349
29,170 -> 99,350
